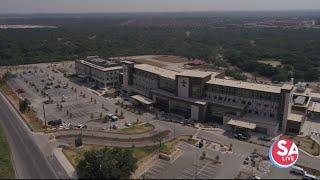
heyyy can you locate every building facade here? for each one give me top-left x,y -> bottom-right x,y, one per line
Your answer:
75,56 -> 122,87
122,61 -> 299,136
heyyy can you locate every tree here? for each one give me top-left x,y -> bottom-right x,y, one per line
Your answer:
77,147 -> 138,179
19,98 -> 30,113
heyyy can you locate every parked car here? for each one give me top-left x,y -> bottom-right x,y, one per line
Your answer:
303,173 -> 318,180
249,175 -> 261,179
77,124 -> 87,129
43,99 -> 53,104
125,122 -> 132,127
48,119 -> 62,126
54,85 -> 61,88
111,115 -> 118,122
43,86 -> 52,90
290,166 -> 306,176
234,133 -> 248,140
259,135 -> 272,142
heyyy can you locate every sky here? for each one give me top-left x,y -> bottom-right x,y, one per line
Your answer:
0,0 -> 320,14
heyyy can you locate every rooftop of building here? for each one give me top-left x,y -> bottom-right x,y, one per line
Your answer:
206,78 -> 285,94
134,64 -> 178,80
287,111 -> 305,122
308,102 -> 320,113
78,59 -> 122,72
81,56 -> 120,68
176,70 -> 215,78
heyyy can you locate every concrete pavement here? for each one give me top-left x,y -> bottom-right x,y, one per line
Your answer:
0,92 -> 68,179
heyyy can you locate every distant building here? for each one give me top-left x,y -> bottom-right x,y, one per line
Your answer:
75,56 -> 122,87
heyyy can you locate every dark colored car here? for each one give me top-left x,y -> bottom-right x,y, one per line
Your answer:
234,133 -> 247,140
259,136 -> 272,142
48,119 -> 62,126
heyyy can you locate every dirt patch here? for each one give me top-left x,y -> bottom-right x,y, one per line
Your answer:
154,55 -> 188,63
0,81 -> 45,132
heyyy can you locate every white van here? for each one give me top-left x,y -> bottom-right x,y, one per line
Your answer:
290,166 -> 306,176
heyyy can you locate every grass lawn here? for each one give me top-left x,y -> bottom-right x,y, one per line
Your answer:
119,122 -> 155,134
0,125 -> 15,179
62,135 -> 197,168
281,135 -> 320,156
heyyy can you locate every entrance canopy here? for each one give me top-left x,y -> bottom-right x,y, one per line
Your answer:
228,119 -> 256,130
131,95 -> 154,105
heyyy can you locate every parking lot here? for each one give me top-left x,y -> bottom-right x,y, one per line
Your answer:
142,142 -> 223,179
7,65 -> 150,131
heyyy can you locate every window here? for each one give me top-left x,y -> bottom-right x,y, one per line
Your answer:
270,114 -> 275,118
255,111 -> 258,115
247,102 -> 252,105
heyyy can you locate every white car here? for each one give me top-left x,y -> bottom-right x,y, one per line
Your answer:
125,122 -> 132,127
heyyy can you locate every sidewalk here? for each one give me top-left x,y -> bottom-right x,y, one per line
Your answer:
54,148 -> 77,179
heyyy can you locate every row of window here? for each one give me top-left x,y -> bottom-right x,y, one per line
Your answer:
205,93 -> 279,110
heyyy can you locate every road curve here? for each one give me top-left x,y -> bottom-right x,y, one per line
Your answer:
0,92 -> 60,179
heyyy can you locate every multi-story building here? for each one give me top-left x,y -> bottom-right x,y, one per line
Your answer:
75,56 -> 122,87
75,57 -> 319,136
122,61 -> 303,136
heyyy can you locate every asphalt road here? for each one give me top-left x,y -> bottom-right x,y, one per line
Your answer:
0,92 -> 66,179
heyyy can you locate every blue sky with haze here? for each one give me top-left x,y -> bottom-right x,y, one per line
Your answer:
1,0 -> 320,13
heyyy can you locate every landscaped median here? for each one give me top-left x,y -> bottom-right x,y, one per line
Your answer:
0,124 -> 15,179
62,135 -> 197,169
118,122 -> 155,135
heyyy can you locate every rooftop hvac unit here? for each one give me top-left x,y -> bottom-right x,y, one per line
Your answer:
296,82 -> 306,92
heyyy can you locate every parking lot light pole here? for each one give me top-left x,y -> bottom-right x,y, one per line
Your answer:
42,103 -> 47,129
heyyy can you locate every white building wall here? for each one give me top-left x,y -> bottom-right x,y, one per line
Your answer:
177,77 -> 189,98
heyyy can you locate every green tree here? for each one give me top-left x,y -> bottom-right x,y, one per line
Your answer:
77,147 -> 138,179
19,98 -> 30,113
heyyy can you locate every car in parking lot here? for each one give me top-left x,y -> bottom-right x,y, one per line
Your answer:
234,133 -> 248,140
48,119 -> 63,126
77,124 -> 87,129
290,166 -> 306,176
303,173 -> 318,180
259,135 -> 272,142
54,85 -> 61,88
125,122 -> 132,127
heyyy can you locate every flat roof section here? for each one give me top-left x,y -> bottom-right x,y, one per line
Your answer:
227,119 -> 257,130
134,64 -> 178,80
131,95 -> 154,105
308,102 -> 320,113
287,112 -> 304,123
177,70 -> 214,78
79,60 -> 122,72
206,78 -> 282,93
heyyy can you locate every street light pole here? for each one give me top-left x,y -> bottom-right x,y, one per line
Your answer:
42,103 -> 47,129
